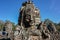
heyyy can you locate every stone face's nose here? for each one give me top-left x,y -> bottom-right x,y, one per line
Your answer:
30,20 -> 34,26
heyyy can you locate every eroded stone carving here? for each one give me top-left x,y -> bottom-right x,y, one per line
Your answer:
0,0 -> 59,40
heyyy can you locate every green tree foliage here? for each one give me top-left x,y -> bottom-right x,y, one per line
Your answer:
0,19 -> 60,31
0,20 -> 4,31
0,24 -> 4,30
12,23 -> 16,31
44,19 -> 54,25
57,23 -> 60,26
56,22 -> 60,31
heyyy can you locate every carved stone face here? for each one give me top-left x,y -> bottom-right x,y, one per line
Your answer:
23,4 -> 34,28
25,14 -> 31,22
23,14 -> 33,28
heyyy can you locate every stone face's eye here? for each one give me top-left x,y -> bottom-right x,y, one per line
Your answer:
25,14 -> 31,20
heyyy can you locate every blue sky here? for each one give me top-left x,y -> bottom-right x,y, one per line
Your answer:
0,0 -> 60,24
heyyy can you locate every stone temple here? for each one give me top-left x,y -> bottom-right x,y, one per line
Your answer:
18,0 -> 41,27
0,0 -> 60,40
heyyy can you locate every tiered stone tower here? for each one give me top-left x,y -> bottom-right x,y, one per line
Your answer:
17,0 -> 59,40
18,0 -> 41,28
17,0 -> 49,40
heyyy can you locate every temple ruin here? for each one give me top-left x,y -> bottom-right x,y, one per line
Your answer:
0,0 -> 60,40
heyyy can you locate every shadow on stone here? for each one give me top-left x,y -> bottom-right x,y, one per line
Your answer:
0,38 -> 11,40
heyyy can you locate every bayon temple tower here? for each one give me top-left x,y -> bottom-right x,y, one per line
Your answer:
18,0 -> 41,28
0,0 -> 60,40
17,0 -> 58,40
